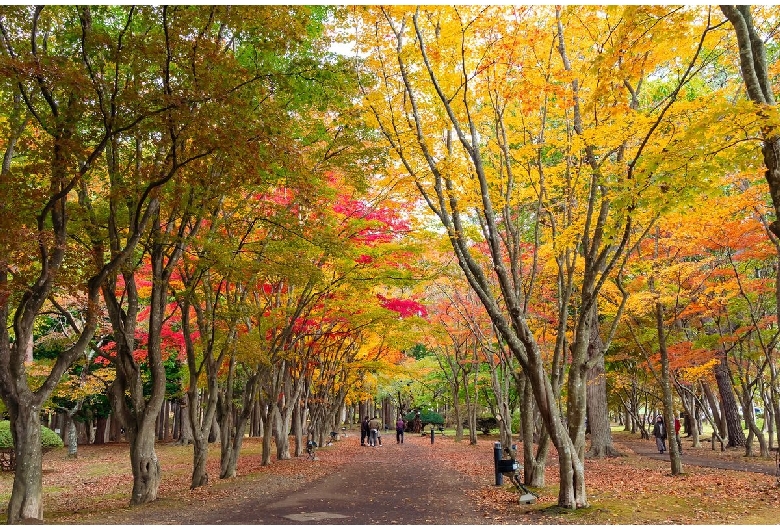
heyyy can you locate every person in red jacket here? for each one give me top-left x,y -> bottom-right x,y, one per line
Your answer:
674,416 -> 682,454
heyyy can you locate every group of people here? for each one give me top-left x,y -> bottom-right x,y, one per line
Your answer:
652,414 -> 682,454
360,415 -> 407,446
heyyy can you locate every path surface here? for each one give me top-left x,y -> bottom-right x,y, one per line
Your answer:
193,434 -> 487,525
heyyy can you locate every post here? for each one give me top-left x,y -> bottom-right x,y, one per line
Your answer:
430,427 -> 434,444
494,441 -> 503,486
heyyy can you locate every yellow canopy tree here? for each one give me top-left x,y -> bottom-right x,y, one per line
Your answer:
352,5 -> 729,508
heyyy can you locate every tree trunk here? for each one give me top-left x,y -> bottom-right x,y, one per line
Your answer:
520,375 -> 548,488
95,417 -> 108,445
156,403 -> 164,441
67,417 -> 78,458
466,399 -> 478,445
261,406 -> 275,466
721,6 -> 780,238
452,388 -> 463,442
78,420 -> 90,445
654,298 -> 682,475
555,434 -> 584,508
273,371 -> 305,460
249,400 -> 259,438
6,404 -> 44,523
487,340 -> 515,451
292,404 -> 304,457
187,382 -> 214,489
701,380 -> 726,448
714,357 -> 746,447
766,386 -> 777,450
209,414 -> 220,444
178,395 -> 193,445
741,390 -> 769,458
163,400 -> 171,441
109,414 -> 121,442
109,368 -> 165,507
217,379 -> 238,479
567,335 -> 589,463
171,401 -> 180,441
218,367 -> 256,479
585,303 -> 621,458
127,420 -> 161,505
190,434 -> 209,489
274,407 -> 291,460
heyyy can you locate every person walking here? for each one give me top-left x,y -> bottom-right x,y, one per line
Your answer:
395,415 -> 406,444
653,415 -> 667,454
674,415 -> 682,454
368,415 -> 382,447
360,416 -> 370,446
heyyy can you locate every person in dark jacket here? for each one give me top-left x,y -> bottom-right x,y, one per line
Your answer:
395,415 -> 406,444
652,415 -> 667,454
360,416 -> 370,446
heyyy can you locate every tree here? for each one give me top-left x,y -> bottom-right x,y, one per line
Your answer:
0,6 -> 159,522
91,5 -> 338,503
720,6 -> 780,237
720,4 -> 780,453
354,5 -> 722,508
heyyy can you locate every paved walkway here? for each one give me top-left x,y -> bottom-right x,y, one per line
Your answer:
195,435 -> 487,525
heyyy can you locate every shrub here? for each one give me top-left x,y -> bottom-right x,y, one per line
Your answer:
0,421 -> 64,449
405,410 -> 444,428
476,417 -> 498,434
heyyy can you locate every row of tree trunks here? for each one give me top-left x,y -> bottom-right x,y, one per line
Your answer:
43,413 -> 120,445
381,396 -> 394,430
45,399 -> 197,448
249,400 -> 264,438
156,401 -> 171,441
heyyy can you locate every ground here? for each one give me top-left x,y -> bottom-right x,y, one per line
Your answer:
2,428 -> 779,525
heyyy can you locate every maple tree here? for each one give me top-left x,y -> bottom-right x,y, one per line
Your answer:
66,4 -> 343,506
352,4 -> 737,508
719,4 -> 780,454
0,6 -> 175,522
175,216 -> 249,488
423,258 -> 518,448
